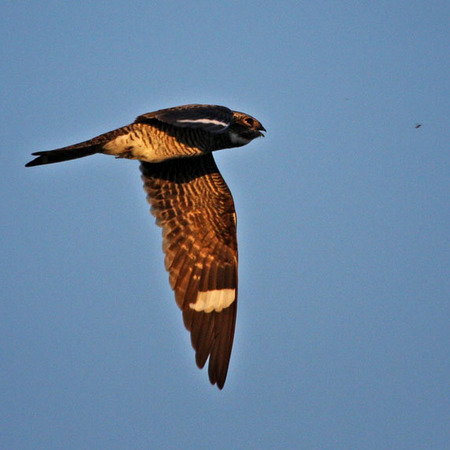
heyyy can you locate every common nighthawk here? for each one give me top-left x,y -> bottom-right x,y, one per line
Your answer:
26,104 -> 265,389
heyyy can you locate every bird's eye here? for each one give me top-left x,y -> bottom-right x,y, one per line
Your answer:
244,117 -> 255,126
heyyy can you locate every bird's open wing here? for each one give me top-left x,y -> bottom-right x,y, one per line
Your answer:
141,153 -> 238,389
136,104 -> 234,133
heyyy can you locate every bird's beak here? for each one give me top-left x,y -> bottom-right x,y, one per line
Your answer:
258,124 -> 266,137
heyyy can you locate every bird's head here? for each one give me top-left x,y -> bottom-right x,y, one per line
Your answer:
229,111 -> 266,146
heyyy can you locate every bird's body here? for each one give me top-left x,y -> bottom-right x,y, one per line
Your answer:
27,105 -> 262,166
26,104 -> 265,389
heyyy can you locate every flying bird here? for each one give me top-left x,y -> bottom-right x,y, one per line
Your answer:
26,104 -> 265,389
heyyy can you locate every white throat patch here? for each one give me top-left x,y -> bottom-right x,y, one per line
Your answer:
229,132 -> 251,145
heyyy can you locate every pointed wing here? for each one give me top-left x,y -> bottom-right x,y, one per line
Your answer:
136,104 -> 234,133
141,153 -> 238,389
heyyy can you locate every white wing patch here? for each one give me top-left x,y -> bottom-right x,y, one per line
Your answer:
176,118 -> 230,129
189,289 -> 236,313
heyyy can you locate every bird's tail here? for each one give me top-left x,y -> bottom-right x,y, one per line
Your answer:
25,125 -> 136,167
25,142 -> 102,167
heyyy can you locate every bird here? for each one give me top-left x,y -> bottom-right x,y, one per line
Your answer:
26,104 -> 265,389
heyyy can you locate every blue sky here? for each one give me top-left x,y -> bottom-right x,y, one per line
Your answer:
1,1 -> 449,448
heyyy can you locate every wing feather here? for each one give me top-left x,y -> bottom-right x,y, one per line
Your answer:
141,153 -> 238,389
136,104 -> 233,133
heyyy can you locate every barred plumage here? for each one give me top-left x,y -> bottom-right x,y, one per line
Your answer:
26,104 -> 265,389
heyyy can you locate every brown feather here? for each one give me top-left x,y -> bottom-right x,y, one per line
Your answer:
141,154 -> 238,388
